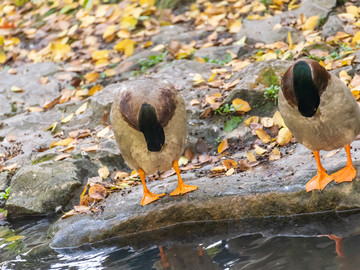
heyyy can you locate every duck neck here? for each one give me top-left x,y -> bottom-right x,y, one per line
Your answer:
138,103 -> 165,152
293,61 -> 320,117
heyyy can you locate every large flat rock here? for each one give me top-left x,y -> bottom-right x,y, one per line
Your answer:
49,141 -> 360,248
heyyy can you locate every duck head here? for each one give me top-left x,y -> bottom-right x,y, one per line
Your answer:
282,59 -> 330,117
138,103 -> 165,152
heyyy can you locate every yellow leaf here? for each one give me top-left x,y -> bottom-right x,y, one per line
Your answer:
114,39 -> 136,57
51,43 -> 71,61
269,147 -> 281,161
273,111 -> 285,128
232,98 -> 251,113
288,31 -> 293,50
85,72 -> 100,83
103,25 -> 117,39
254,145 -> 267,155
92,50 -> 109,61
244,116 -> 259,126
75,102 -> 88,115
88,84 -> 103,96
0,49 -> 5,64
207,72 -> 217,82
97,126 -> 110,138
288,0 -> 300,10
178,156 -> 189,166
193,73 -> 204,85
51,138 -> 74,148
352,31 -> 360,44
140,0 -> 155,7
303,16 -> 319,31
211,165 -> 227,173
229,20 -> 242,34
104,69 -> 117,77
98,166 -> 110,179
0,36 -> 4,46
10,86 -> 24,93
3,163 -> 17,171
218,139 -> 229,154
95,59 -> 110,67
255,129 -> 271,143
61,113 -> 74,124
277,127 -> 292,146
121,16 -> 138,30
246,151 -> 257,162
346,5 -> 359,17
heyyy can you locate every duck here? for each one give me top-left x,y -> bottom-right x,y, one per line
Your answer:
279,59 -> 360,192
110,77 -> 197,206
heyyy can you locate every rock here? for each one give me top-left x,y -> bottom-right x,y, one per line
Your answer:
0,62 -> 70,120
6,159 -> 99,216
49,140 -> 360,248
322,15 -> 345,38
236,0 -> 336,44
193,45 -> 242,61
0,172 -> 9,191
151,25 -> 206,45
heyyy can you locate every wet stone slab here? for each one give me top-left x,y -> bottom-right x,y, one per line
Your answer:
49,140 -> 360,248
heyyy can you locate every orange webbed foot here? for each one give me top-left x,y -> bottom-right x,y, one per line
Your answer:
331,164 -> 356,184
169,183 -> 197,196
305,171 -> 333,192
141,191 -> 166,206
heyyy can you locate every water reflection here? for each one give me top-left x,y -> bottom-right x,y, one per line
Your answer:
2,211 -> 360,269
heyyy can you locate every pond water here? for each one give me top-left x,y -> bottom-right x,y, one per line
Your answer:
1,210 -> 360,270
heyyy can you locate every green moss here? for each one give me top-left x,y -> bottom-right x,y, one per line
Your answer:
32,154 -> 57,165
256,68 -> 280,88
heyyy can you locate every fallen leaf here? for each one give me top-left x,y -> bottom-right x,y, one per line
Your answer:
277,127 -> 292,146
222,159 -> 238,169
193,73 -> 204,85
246,151 -> 257,162
238,159 -> 251,171
97,126 -> 110,138
273,111 -> 286,128
50,138 -> 74,148
88,184 -> 106,200
269,147 -> 281,161
232,98 -> 251,114
54,153 -> 71,161
61,209 -> 77,219
3,163 -> 17,171
225,167 -> 235,176
75,102 -> 88,115
74,205 -> 91,213
303,15 -> 319,31
114,39 -> 136,57
254,144 -> 267,155
190,99 -> 200,106
98,166 -> 110,179
103,25 -> 117,40
211,165 -> 227,173
244,116 -> 259,126
261,117 -> 274,128
61,113 -> 74,124
81,145 -> 99,152
218,139 -> 229,154
255,129 -> 271,143
324,149 -> 340,158
85,72 -> 100,82
10,86 -> 24,93
178,156 -> 189,166
5,235 -> 24,242
88,85 -> 103,96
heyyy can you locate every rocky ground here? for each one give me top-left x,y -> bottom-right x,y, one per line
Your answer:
1,0 -> 360,249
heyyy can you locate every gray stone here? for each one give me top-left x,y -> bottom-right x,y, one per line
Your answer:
194,45 -> 242,60
49,140 -> 360,248
236,0 -> 336,44
6,159 -> 99,216
151,25 -> 207,45
0,172 -> 8,191
322,15 -> 345,38
0,62 -> 71,120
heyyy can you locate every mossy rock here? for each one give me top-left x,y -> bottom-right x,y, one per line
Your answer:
255,67 -> 280,88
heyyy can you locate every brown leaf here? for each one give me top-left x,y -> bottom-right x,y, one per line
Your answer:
54,153 -> 71,161
88,184 -> 106,200
222,159 -> 238,169
74,205 -> 91,213
81,145 -> 98,152
238,160 -> 251,171
200,107 -> 212,119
